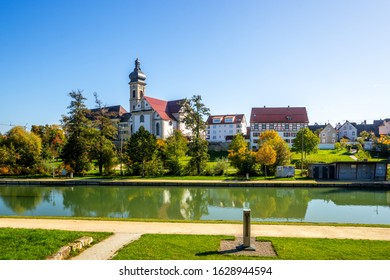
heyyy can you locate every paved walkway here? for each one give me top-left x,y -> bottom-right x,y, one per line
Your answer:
2,218 -> 390,259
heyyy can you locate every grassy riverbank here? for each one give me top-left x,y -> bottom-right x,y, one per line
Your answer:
103,233 -> 390,260
2,228 -> 390,260
0,228 -> 111,260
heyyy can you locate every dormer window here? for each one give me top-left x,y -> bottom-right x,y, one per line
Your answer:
213,118 -> 222,123
225,117 -> 234,123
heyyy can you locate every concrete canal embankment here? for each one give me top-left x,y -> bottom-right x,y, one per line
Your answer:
0,178 -> 390,188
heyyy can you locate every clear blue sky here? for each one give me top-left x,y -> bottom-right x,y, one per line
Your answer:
1,0 -> 389,134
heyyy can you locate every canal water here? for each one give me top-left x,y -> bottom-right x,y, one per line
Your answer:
1,185 -> 390,225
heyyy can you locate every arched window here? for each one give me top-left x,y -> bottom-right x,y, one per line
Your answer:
140,115 -> 144,123
156,123 -> 160,136
132,90 -> 136,98
140,90 -> 144,97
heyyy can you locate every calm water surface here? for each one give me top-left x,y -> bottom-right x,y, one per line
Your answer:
1,185 -> 390,224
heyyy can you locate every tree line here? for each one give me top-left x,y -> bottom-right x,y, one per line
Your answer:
1,90 -> 388,177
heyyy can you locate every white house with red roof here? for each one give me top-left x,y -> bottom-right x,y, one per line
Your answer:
250,106 -> 309,149
206,114 -> 247,142
128,59 -> 190,139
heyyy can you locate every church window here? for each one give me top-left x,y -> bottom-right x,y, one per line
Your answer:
140,115 -> 144,123
140,90 -> 144,97
132,90 -> 136,98
156,123 -> 160,136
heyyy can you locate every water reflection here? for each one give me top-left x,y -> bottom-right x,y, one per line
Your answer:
0,185 -> 389,224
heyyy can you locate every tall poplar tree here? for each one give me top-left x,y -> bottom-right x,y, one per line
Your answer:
181,95 -> 210,175
90,92 -> 118,175
61,90 -> 92,175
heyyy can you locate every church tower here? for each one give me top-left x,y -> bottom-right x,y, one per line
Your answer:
129,58 -> 147,113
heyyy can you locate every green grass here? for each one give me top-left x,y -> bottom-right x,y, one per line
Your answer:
292,150 -> 355,163
112,234 -> 390,260
0,228 -> 112,260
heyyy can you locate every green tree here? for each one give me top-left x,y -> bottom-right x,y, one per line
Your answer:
228,134 -> 257,175
3,126 -> 42,173
90,92 -> 118,175
181,95 -> 210,175
31,124 -> 65,160
125,126 -> 157,177
61,90 -> 92,175
164,130 -> 188,175
292,127 -> 319,158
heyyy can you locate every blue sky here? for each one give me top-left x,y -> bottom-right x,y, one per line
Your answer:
1,0 -> 389,134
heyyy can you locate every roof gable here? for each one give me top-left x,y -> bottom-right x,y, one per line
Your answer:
144,96 -> 184,121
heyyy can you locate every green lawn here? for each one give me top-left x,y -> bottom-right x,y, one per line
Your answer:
292,150 -> 355,163
0,228 -> 112,260
112,234 -> 390,260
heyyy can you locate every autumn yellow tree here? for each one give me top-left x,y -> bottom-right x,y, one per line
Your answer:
228,134 -> 257,175
258,130 -> 291,174
256,143 -> 276,177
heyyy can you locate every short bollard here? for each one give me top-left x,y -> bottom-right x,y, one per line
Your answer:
236,208 -> 256,251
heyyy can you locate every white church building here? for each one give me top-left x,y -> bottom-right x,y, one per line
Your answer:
128,58 -> 190,139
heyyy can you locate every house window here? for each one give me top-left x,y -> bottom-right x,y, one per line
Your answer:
269,124 -> 274,129
285,124 -> 289,129
262,124 -> 266,130
254,124 -> 259,130
140,115 -> 144,123
156,123 -> 160,136
292,124 -> 297,130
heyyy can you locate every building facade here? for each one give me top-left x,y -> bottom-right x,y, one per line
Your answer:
128,59 -> 190,139
337,121 -> 358,141
318,123 -> 337,149
206,114 -> 247,142
250,106 -> 309,149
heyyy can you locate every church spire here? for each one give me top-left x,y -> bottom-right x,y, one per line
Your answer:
129,58 -> 146,83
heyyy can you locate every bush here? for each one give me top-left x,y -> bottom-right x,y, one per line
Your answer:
144,155 -> 165,176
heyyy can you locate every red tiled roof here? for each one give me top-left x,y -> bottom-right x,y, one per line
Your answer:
250,107 -> 309,123
144,96 -> 184,121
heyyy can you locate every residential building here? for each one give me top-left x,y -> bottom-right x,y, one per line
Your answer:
250,106 -> 309,149
206,114 -> 247,142
355,120 -> 382,137
318,123 -> 337,149
128,58 -> 190,139
379,119 -> 390,136
337,121 -> 358,141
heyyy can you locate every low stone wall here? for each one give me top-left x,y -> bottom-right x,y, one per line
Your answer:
46,236 -> 93,260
